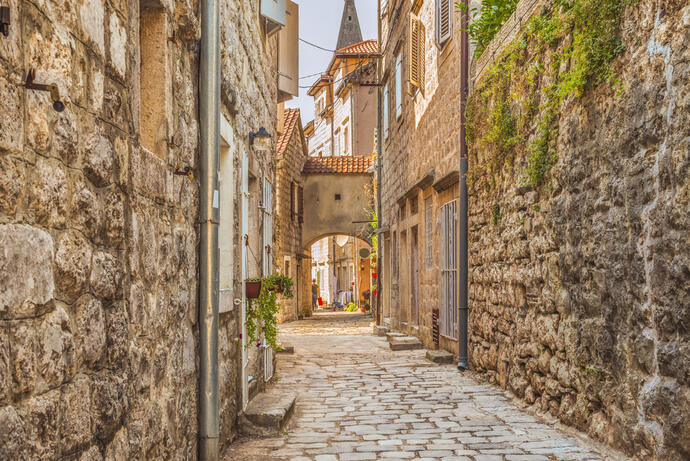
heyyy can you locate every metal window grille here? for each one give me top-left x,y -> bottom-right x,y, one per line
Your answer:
262,177 -> 273,276
425,197 -> 433,268
440,200 -> 458,338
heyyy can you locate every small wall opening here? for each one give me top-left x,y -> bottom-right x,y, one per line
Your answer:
139,0 -> 168,158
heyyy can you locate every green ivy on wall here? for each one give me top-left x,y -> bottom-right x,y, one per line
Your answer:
464,0 -> 631,193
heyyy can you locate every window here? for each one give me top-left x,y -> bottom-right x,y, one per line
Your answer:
425,197 -> 433,268
139,0 -> 168,158
344,126 -> 349,154
290,181 -> 297,219
395,53 -> 403,118
409,13 -> 425,93
440,200 -> 458,338
335,129 -> 341,155
383,84 -> 389,138
262,177 -> 273,276
297,185 -> 304,223
435,0 -> 453,47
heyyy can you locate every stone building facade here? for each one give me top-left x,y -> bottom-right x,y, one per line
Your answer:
274,107 -> 309,323
379,0 -> 465,355
0,0 -> 288,458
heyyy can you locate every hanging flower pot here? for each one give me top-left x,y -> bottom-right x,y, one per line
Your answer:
245,280 -> 261,299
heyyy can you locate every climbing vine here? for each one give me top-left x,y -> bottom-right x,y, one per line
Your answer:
456,0 -> 520,57
245,273 -> 294,351
465,0 -> 631,193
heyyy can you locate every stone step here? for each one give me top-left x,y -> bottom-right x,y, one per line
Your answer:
426,349 -> 455,364
373,325 -> 390,336
386,331 -> 406,342
239,390 -> 296,437
389,336 -> 424,351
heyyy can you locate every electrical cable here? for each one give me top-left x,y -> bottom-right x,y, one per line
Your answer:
299,37 -> 335,52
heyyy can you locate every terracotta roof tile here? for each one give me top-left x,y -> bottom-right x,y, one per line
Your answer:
276,109 -> 301,157
336,39 -> 378,55
302,155 -> 373,175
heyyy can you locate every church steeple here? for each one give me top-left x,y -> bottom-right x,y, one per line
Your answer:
336,0 -> 363,50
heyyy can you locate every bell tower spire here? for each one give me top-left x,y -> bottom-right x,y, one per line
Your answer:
336,0 -> 363,50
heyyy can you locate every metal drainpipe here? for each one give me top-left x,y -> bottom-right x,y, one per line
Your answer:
458,1 -> 470,371
198,0 -> 220,456
375,0 -> 383,326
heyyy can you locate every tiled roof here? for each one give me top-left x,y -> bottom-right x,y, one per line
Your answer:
336,39 -> 378,55
302,155 -> 373,175
276,109 -> 301,157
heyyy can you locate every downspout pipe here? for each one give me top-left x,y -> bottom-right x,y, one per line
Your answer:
199,0 -> 220,457
375,0 -> 383,326
458,1 -> 470,371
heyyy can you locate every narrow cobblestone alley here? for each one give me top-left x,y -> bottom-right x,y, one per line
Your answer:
223,313 -> 626,461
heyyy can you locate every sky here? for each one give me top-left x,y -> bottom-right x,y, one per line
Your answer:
284,0 -> 379,124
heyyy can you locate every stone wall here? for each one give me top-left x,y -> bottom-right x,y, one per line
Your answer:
466,1 -> 690,459
0,0 -> 201,458
0,0 -> 280,457
275,109 -> 307,323
218,0 -> 279,448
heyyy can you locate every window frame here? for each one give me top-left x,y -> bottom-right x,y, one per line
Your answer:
395,52 -> 403,119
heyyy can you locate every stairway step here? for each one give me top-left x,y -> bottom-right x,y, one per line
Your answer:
389,336 -> 424,351
373,325 -> 390,336
385,331 -> 406,342
240,390 -> 296,437
426,349 -> 455,364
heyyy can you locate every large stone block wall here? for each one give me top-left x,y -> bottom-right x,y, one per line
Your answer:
0,0 -> 201,458
467,1 -> 689,459
218,0 -> 279,449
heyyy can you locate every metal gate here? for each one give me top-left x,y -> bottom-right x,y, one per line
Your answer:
440,200 -> 458,338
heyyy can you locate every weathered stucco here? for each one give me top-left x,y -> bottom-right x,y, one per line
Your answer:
466,1 -> 690,459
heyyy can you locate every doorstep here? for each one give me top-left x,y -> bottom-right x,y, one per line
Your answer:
239,390 -> 297,437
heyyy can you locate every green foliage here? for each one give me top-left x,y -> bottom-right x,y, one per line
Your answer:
466,0 -> 630,193
456,0 -> 520,57
245,273 -> 294,351
345,302 -> 358,312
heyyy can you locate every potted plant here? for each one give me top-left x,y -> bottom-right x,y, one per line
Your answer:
244,273 -> 294,351
245,279 -> 262,299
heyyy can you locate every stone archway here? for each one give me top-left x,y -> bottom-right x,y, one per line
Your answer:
301,157 -> 374,252
295,156 -> 375,314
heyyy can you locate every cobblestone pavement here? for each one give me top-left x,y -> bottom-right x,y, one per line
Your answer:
223,312 -> 627,461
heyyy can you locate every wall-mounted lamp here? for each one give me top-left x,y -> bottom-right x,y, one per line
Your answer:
24,69 -> 65,112
0,7 -> 10,37
249,127 -> 272,152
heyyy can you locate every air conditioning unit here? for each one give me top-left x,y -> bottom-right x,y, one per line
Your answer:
261,0 -> 285,37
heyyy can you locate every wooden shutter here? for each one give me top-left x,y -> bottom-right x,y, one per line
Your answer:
436,0 -> 452,46
298,185 -> 304,223
419,21 -> 426,93
409,14 -> 421,89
